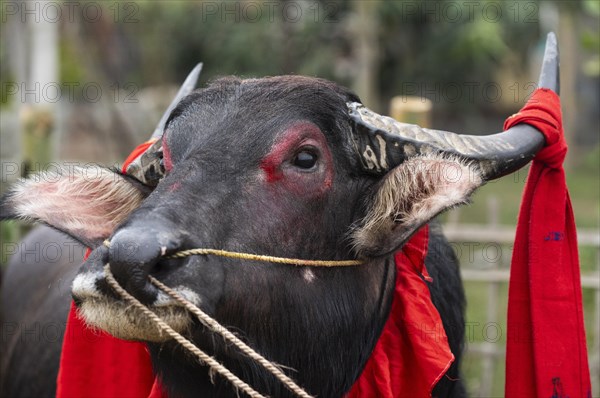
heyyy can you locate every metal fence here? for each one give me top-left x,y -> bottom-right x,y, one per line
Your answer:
443,210 -> 600,397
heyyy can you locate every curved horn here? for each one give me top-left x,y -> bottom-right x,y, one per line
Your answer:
125,63 -> 202,185
349,33 -> 559,181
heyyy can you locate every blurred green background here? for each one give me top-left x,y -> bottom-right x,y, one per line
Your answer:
1,1 -> 598,397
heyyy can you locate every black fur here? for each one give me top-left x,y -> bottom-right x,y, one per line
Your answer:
0,227 -> 85,397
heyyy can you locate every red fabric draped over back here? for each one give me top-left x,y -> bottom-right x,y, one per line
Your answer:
347,225 -> 455,398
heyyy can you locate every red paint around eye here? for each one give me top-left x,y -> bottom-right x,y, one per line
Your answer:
162,136 -> 173,171
261,161 -> 282,183
260,123 -> 317,182
260,135 -> 293,183
260,122 -> 334,194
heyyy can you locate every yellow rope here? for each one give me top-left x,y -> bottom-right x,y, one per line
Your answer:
168,248 -> 363,266
103,240 -> 363,267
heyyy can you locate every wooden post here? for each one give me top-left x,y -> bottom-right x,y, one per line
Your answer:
22,0 -> 59,174
389,96 -> 433,127
351,1 -> 379,109
1,1 -> 58,266
0,7 -> 27,264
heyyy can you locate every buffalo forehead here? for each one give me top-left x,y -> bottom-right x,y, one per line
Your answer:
163,76 -> 354,163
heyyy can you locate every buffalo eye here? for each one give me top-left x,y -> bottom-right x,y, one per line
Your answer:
292,150 -> 318,169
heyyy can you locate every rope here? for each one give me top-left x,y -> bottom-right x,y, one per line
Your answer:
169,248 -> 362,267
148,275 -> 314,398
100,238 -> 360,396
103,240 -> 362,267
103,265 -> 267,398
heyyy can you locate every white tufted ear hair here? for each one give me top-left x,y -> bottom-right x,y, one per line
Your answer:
352,154 -> 482,257
0,165 -> 147,248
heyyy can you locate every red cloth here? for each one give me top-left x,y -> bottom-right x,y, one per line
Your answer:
504,89 -> 591,397
57,139 -> 165,398
56,301 -> 156,397
347,225 -> 455,398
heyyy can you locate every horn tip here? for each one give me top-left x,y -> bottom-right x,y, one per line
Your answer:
538,32 -> 560,95
192,62 -> 204,74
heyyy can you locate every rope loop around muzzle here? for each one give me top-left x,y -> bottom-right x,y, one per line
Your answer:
103,240 -> 363,267
101,240 -> 318,398
170,247 -> 363,267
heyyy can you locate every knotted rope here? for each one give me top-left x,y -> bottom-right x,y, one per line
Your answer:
101,240 -> 359,397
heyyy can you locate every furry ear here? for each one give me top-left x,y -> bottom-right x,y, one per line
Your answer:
0,165 -> 150,248
353,154 -> 483,257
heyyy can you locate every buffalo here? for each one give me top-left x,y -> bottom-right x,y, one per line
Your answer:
0,34 -> 559,398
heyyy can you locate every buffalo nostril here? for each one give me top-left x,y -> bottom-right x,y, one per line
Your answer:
107,228 -> 180,304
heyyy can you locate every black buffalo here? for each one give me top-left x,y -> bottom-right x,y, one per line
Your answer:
0,35 -> 559,398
